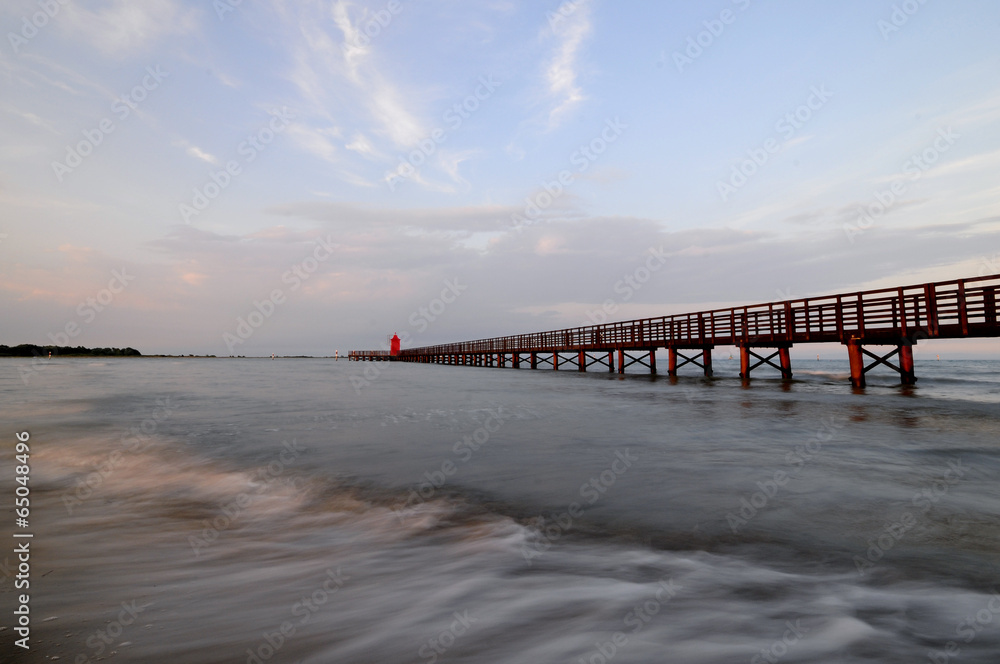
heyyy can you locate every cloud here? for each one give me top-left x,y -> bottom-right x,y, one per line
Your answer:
921,148 -> 1000,180
543,0 -> 593,128
0,102 -> 58,134
437,149 -> 477,187
186,145 -> 218,165
345,132 -> 379,159
266,200 -> 520,232
269,0 -> 433,192
60,0 -> 199,58
780,199 -> 929,227
9,207 -> 997,354
287,1 -> 424,147
286,124 -> 341,164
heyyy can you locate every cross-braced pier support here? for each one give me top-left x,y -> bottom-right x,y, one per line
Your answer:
582,350 -> 615,372
667,346 -> 714,377
617,348 -> 657,375
845,339 -> 916,388
738,344 -> 792,381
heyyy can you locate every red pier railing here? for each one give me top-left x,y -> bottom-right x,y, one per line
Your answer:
350,274 -> 1000,387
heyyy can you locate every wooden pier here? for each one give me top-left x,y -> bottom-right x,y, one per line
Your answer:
350,274 -> 1000,387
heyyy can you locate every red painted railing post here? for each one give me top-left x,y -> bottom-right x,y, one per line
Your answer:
922,284 -> 938,336
958,281 -> 969,336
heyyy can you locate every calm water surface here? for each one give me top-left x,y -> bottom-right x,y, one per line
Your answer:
1,357 -> 999,663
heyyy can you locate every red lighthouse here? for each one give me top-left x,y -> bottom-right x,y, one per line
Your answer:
390,334 -> 401,357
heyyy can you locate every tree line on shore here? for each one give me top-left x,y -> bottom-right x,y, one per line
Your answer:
0,344 -> 141,357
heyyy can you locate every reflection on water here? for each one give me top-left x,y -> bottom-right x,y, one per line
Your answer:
2,358 -> 1000,663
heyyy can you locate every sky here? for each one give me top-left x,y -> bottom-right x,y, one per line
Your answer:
2,0 -> 1000,358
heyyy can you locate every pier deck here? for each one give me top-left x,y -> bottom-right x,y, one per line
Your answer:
350,274 -> 1000,387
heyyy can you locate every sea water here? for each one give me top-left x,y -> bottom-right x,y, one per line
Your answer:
1,357 -> 999,663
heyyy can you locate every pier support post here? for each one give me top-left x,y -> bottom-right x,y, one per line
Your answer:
702,349 -> 713,377
617,349 -> 625,374
846,340 -> 917,387
847,340 -> 865,388
778,347 -> 792,380
899,344 -> 916,385
513,353 -> 521,369
530,352 -> 537,370
578,350 -> 586,372
648,350 -> 657,375
668,346 -> 714,377
740,344 -> 792,380
608,351 -> 615,373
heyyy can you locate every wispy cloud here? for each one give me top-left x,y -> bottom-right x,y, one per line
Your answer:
345,132 -> 379,159
543,0 -> 593,128
187,145 -> 218,164
0,102 -> 58,134
272,0 -> 425,186
171,139 -> 218,165
921,147 -> 1000,180
60,0 -> 199,58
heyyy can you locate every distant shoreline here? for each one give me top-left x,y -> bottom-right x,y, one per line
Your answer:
0,344 -> 343,359
0,344 -> 140,358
